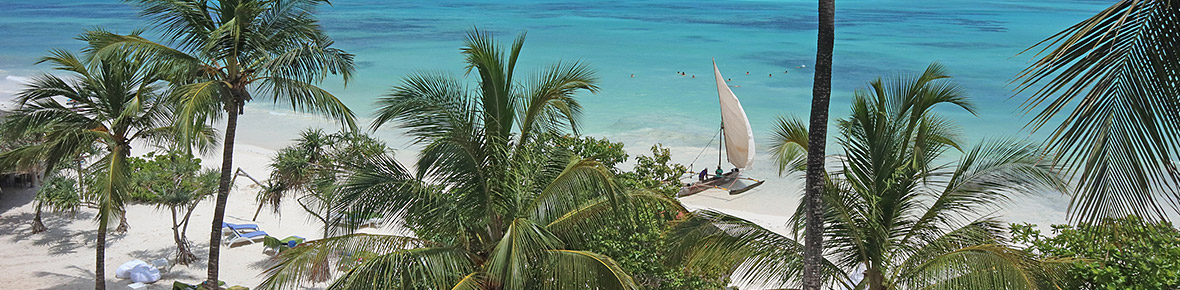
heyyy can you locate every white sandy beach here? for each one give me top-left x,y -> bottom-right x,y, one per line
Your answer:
0,141 -> 408,290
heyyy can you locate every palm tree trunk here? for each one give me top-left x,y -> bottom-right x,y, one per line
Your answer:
205,101 -> 240,289
95,212 -> 108,290
31,202 -> 47,234
803,0 -> 835,289
866,267 -> 884,290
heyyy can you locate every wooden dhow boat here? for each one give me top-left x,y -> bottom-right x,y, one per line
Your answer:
678,60 -> 765,197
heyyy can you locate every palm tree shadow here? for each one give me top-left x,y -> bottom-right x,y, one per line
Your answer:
0,210 -> 125,257
33,265 -> 101,289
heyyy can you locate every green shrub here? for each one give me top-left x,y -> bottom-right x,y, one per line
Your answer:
1011,216 -> 1180,289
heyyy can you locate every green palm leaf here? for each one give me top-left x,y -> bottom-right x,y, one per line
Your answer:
1015,0 -> 1180,223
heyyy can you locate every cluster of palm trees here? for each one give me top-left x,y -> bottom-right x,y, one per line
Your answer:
0,0 -> 355,289
0,0 -> 1174,289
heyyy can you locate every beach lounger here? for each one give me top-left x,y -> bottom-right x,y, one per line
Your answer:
221,222 -> 258,234
263,235 -> 307,254
224,230 -> 269,246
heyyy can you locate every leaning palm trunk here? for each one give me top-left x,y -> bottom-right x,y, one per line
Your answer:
95,215 -> 108,290
803,0 -> 836,289
206,101 -> 240,288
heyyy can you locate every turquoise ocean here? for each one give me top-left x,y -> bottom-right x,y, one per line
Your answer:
0,0 -> 1113,224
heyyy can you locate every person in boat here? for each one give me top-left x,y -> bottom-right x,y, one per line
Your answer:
715,168 -> 723,179
699,168 -> 708,182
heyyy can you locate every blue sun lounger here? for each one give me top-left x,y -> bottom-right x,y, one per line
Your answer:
224,229 -> 270,246
222,222 -> 258,232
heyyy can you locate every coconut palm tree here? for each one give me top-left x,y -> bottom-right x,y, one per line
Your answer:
0,42 -> 172,290
255,29 -> 672,290
672,64 -> 1070,290
803,0 -> 837,288
1015,0 -> 1180,223
82,1 -> 357,286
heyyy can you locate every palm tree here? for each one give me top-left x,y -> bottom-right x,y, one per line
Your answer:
803,0 -> 836,288
1014,0 -> 1180,223
83,1 -> 357,286
0,42 -> 171,290
672,64 -> 1070,290
256,29 -> 671,290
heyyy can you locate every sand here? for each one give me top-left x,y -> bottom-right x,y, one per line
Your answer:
0,143 -> 403,289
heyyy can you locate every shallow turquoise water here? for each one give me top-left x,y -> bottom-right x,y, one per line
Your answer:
0,0 -> 1109,150
0,0 -> 1112,172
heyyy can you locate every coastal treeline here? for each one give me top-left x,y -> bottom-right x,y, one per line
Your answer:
0,0 -> 1178,290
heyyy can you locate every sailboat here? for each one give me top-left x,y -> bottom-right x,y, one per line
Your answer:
678,60 -> 765,197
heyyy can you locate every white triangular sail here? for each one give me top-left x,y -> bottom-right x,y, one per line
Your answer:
713,60 -> 755,169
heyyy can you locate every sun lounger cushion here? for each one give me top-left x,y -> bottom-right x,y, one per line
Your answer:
239,230 -> 267,238
222,222 -> 258,231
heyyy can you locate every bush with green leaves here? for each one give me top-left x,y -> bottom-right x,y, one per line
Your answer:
1011,216 -> 1180,290
537,132 -> 629,170
559,139 -> 723,290
127,151 -> 218,264
617,144 -> 688,197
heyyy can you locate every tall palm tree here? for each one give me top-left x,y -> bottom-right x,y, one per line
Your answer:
803,0 -> 836,288
0,42 -> 171,290
256,29 -> 671,290
83,1 -> 357,286
1015,0 -> 1180,223
672,64 -> 1070,290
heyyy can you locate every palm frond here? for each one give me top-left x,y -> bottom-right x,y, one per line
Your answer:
516,61 -> 598,143
768,116 -> 809,176
546,250 -> 640,290
258,233 -> 440,290
1015,0 -> 1180,223
485,218 -> 564,289
258,76 -> 357,130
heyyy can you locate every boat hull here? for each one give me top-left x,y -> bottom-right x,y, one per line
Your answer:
677,171 -> 763,197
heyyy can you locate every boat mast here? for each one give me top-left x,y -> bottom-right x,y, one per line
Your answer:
718,121 -> 724,169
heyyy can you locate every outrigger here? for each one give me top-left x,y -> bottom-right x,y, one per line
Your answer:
678,60 -> 765,197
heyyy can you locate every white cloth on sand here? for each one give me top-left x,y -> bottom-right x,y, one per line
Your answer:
128,264 -> 161,283
115,260 -> 147,279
